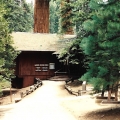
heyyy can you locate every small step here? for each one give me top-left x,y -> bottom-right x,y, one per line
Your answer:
55,72 -> 67,76
49,75 -> 70,81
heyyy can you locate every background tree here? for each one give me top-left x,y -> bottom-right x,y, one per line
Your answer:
57,0 -> 91,76
4,0 -> 33,32
59,0 -> 74,34
0,1 -> 18,96
49,0 -> 60,33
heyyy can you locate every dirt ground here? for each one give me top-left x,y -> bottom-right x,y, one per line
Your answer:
1,80 -> 120,120
0,86 -> 30,105
64,80 -> 120,120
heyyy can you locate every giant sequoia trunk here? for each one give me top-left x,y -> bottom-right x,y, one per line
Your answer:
34,0 -> 49,33
61,0 -> 73,34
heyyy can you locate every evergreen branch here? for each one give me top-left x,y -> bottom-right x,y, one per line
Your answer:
107,0 -> 119,5
108,33 -> 120,41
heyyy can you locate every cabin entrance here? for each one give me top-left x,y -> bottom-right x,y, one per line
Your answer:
12,76 -> 23,89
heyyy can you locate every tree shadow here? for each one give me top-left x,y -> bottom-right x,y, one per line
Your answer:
84,107 -> 120,120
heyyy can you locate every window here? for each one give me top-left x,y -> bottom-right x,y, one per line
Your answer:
49,63 -> 55,69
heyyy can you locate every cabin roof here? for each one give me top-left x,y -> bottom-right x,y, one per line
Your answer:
12,32 -> 76,52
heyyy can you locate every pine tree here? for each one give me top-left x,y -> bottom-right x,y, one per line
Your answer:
80,0 -> 120,100
0,1 -> 18,94
59,0 -> 74,34
58,0 -> 91,68
49,0 -> 60,33
4,0 -> 33,32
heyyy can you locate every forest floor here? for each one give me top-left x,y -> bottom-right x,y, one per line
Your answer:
65,80 -> 120,120
0,80 -> 120,120
0,87 -> 30,105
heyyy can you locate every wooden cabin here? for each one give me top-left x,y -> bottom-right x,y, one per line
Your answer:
11,32 -> 75,88
11,0 -> 77,88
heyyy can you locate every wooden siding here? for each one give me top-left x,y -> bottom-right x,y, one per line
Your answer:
18,51 -> 59,76
34,0 -> 49,33
14,51 -> 61,87
23,76 -> 35,88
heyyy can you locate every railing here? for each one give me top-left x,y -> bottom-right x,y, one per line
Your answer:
15,80 -> 42,103
65,81 -> 88,96
55,68 -> 67,76
20,80 -> 42,98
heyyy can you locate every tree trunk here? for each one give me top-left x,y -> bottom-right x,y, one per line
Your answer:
108,89 -> 111,101
10,87 -> 12,103
61,0 -> 73,34
34,0 -> 49,33
115,89 -> 118,101
101,90 -> 104,97
115,91 -> 118,101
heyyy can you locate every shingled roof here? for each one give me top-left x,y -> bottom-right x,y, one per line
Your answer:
12,32 -> 76,52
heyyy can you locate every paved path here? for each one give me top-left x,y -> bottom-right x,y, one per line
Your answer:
0,81 -> 77,120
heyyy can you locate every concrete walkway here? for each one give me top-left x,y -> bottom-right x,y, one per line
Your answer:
0,81 -> 77,120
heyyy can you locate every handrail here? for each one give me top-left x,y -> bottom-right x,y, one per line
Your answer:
55,68 -> 67,76
54,68 -> 62,73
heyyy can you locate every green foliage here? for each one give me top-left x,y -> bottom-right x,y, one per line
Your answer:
72,0 -> 91,35
58,0 -> 91,74
59,0 -> 74,34
53,0 -> 120,94
0,87 -> 2,97
49,0 -> 60,33
0,79 -> 11,89
0,79 -> 11,97
0,1 -> 18,95
4,0 -> 33,32
80,0 -> 120,92
58,38 -> 84,65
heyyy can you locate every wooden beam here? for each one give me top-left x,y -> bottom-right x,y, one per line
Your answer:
34,0 -> 49,33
